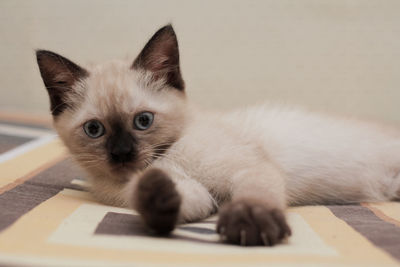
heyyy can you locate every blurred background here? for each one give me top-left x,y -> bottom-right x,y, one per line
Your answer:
0,0 -> 399,124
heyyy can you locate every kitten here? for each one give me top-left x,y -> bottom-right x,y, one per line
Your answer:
36,25 -> 400,246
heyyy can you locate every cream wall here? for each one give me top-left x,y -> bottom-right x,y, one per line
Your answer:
1,0 -> 399,123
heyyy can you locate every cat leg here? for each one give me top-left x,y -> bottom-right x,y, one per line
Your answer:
126,167 -> 216,235
217,162 -> 291,246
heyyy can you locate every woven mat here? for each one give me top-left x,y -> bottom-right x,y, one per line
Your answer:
0,114 -> 399,267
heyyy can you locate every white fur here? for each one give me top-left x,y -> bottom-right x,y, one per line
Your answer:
124,103 -> 400,221
223,105 -> 400,204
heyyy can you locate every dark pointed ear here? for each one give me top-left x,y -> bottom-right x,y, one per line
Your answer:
36,50 -> 88,116
132,25 -> 184,91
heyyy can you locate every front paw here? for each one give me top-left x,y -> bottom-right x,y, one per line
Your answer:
217,200 -> 291,246
133,169 -> 181,235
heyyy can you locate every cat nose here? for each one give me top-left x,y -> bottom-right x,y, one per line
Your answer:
110,145 -> 134,163
106,124 -> 138,164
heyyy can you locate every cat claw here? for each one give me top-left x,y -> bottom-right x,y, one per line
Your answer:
240,229 -> 247,246
219,226 -> 227,241
260,232 -> 269,246
217,201 -> 291,246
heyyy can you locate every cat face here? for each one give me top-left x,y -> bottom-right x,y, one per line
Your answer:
36,25 -> 186,180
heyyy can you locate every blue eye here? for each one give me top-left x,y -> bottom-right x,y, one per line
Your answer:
134,112 -> 154,130
83,120 -> 105,138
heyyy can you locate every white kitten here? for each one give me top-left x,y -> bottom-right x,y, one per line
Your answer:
36,25 -> 400,246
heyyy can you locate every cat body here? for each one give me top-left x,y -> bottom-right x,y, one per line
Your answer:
36,25 -> 400,246
224,106 -> 400,204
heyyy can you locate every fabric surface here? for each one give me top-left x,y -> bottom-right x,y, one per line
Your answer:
0,116 -> 399,267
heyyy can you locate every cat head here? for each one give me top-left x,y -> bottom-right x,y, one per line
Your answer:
36,25 -> 187,180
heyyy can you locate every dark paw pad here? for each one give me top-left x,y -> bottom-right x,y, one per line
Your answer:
217,200 -> 291,246
134,169 -> 181,235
